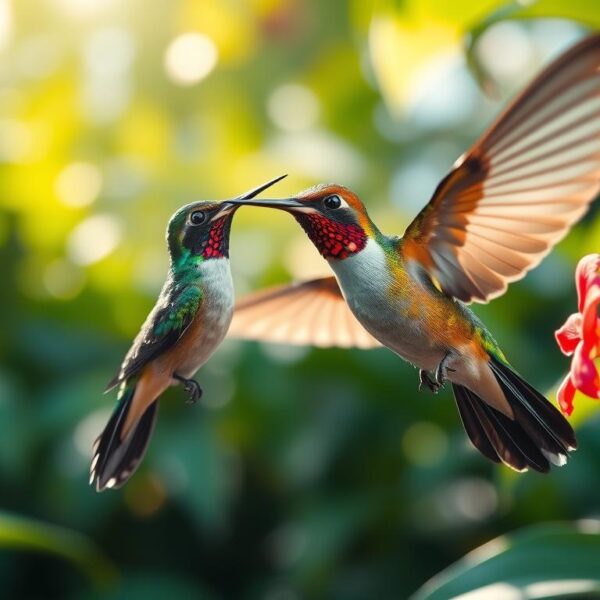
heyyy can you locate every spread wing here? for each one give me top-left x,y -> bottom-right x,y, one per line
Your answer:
402,34 -> 600,304
228,277 -> 381,349
106,281 -> 201,390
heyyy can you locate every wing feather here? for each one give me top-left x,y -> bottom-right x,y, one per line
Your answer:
106,279 -> 201,391
402,34 -> 600,303
228,277 -> 381,349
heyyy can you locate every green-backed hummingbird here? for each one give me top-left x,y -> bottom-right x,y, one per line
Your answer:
90,175 -> 286,491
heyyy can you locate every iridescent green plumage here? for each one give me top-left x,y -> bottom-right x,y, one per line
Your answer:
95,200 -> 234,490
153,285 -> 201,338
93,175 -> 288,492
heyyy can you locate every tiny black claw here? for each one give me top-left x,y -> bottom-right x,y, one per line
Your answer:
419,369 -> 440,394
185,381 -> 203,404
174,374 -> 203,405
434,352 -> 454,388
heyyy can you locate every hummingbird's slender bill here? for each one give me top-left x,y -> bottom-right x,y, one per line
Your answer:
228,34 -> 600,473
90,175 -> 286,491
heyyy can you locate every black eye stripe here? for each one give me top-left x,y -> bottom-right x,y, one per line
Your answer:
323,195 -> 342,209
190,210 -> 206,225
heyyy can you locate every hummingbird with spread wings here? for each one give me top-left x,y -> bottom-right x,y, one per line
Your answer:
90,176 -> 286,491
228,34 -> 600,473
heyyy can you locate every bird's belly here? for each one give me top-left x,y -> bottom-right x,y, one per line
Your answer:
347,292 -> 445,371
170,259 -> 234,378
332,241 -> 448,371
178,303 -> 233,377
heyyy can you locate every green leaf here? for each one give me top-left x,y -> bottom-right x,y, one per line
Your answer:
413,523 -> 600,599
0,511 -> 117,588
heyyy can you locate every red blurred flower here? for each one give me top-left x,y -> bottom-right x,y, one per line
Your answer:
555,254 -> 600,415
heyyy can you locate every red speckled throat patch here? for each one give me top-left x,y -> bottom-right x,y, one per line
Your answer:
202,216 -> 231,259
295,214 -> 367,259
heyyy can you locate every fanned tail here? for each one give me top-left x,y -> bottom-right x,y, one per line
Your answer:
90,384 -> 159,491
453,356 -> 577,473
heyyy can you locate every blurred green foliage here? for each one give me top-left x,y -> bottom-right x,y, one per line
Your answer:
415,523 -> 600,599
1,0 -> 600,598
0,511 -> 116,587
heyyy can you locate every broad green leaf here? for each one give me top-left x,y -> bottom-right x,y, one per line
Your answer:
0,511 -> 117,588
413,523 -> 600,600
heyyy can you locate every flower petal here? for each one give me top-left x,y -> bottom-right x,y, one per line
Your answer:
556,254 -> 600,412
555,313 -> 582,356
572,342 -> 600,399
581,286 -> 600,350
557,374 -> 576,416
576,254 -> 600,312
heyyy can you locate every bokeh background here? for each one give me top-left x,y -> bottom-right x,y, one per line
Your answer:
2,0 -> 600,598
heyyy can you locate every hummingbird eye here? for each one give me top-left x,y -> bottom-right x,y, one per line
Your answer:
190,210 -> 206,225
323,195 -> 342,210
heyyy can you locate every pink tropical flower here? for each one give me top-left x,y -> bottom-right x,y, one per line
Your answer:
555,254 -> 600,415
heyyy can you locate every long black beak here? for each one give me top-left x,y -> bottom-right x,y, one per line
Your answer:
236,174 -> 289,201
227,197 -> 305,210
214,174 -> 290,220
225,174 -> 305,211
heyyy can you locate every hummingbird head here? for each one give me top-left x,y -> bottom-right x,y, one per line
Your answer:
230,183 -> 377,260
166,201 -> 237,263
166,174 -> 288,265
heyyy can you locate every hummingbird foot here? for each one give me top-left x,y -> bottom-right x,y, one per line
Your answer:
434,352 -> 456,388
419,369 -> 440,394
174,374 -> 203,404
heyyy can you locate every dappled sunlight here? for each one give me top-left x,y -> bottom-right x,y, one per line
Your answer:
1,0 -> 600,598
0,118 -> 34,162
43,258 -> 85,300
267,83 -> 320,132
369,16 -> 460,116
55,162 -> 102,208
51,0 -> 117,19
477,22 -> 537,85
67,213 -> 123,266
81,27 -> 135,124
164,32 -> 219,86
266,130 -> 367,183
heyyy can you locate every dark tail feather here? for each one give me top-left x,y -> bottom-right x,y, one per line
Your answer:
90,385 -> 159,492
453,356 -> 576,473
454,385 -> 501,466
